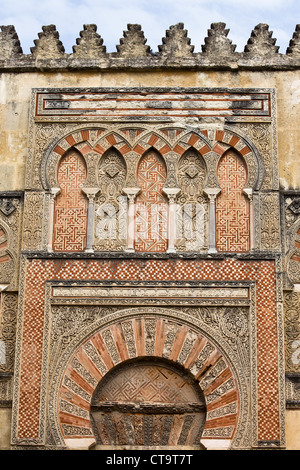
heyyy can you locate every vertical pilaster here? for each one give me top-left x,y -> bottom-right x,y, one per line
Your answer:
244,188 -> 255,251
47,188 -> 60,252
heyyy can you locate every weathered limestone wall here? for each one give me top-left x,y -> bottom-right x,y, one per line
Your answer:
0,22 -> 300,191
1,68 -> 300,192
0,408 -> 11,449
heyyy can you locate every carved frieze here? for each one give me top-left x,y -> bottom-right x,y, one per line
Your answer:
0,194 -> 22,289
259,192 -> 281,251
282,194 -> 300,285
284,290 -> 300,373
0,292 -> 18,375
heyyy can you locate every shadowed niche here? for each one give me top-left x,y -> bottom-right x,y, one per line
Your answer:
90,357 -> 207,449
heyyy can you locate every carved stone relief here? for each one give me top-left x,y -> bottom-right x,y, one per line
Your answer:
232,121 -> 276,191
259,192 -> 281,251
47,305 -> 251,449
282,194 -> 300,285
26,117 -> 273,256
53,149 -> 88,252
90,359 -> 206,448
94,149 -> 127,251
22,191 -> 45,251
215,149 -> 250,253
135,150 -> 168,252
286,375 -> 300,408
0,195 -> 22,289
284,290 -> 300,373
0,292 -> 18,375
176,149 -> 208,251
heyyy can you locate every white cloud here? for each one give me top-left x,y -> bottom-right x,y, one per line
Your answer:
0,0 -> 299,53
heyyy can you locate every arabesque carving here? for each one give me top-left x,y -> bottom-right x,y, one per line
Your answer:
176,149 -> 208,251
95,149 -> 127,251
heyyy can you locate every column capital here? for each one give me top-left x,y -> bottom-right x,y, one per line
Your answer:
123,187 -> 140,202
204,187 -> 221,201
243,187 -> 253,200
82,187 -> 100,200
163,187 -> 180,203
50,187 -> 60,198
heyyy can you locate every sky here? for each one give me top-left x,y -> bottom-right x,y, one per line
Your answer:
0,0 -> 299,55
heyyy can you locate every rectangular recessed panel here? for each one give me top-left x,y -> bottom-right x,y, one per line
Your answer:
34,88 -> 272,121
52,284 -> 249,302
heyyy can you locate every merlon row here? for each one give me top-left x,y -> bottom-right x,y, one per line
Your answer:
1,22 -> 300,65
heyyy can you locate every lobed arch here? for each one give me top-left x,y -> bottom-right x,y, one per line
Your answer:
215,148 -> 250,253
40,127 -> 132,191
48,308 -> 249,450
52,148 -> 89,252
41,126 -> 175,191
172,126 -> 264,192
40,124 -> 264,193
135,148 -> 168,252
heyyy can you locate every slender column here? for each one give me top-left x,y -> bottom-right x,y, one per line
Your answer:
123,188 -> 140,252
204,188 -> 221,254
163,188 -> 180,254
47,187 -> 60,252
244,188 -> 254,251
82,188 -> 100,253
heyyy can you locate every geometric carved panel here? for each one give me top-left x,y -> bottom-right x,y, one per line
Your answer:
216,150 -> 250,252
53,149 -> 88,252
15,257 -> 280,446
91,360 -> 206,447
135,150 -> 168,252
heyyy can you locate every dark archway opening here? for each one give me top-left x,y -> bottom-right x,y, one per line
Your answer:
90,357 -> 206,449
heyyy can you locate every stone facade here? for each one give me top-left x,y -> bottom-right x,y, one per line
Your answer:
0,21 -> 300,450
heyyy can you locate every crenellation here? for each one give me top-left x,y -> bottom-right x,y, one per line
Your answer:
72,24 -> 106,58
201,23 -> 237,57
0,22 -> 300,70
0,25 -> 22,59
287,24 -> 300,55
30,24 -> 65,59
158,23 -> 195,58
116,24 -> 151,58
244,23 -> 280,56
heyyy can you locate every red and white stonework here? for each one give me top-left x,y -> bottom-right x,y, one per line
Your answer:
4,85 -> 287,450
